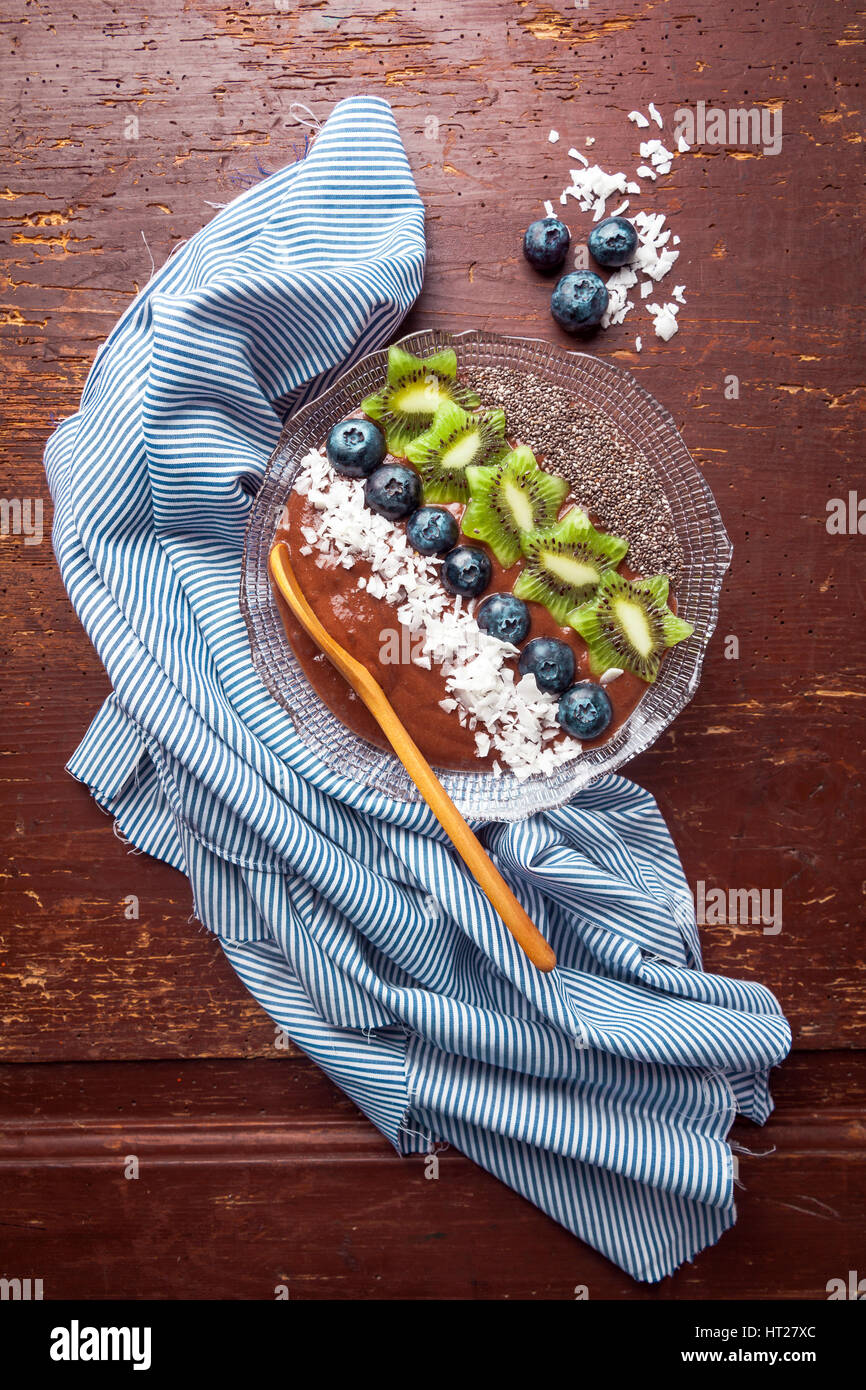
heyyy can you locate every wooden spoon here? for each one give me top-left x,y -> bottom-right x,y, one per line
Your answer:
269,542 -> 556,973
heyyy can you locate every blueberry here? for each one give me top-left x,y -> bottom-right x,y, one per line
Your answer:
587,216 -> 638,269
557,681 -> 613,740
476,592 -> 531,644
406,506 -> 459,556
364,463 -> 422,520
518,636 -> 575,694
327,418 -> 386,478
550,270 -> 609,332
523,217 -> 571,272
441,546 -> 492,598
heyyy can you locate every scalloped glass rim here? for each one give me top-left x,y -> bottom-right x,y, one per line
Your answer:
241,329 -> 732,821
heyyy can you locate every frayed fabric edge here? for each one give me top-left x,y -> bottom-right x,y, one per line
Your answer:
396,1032 -> 787,1284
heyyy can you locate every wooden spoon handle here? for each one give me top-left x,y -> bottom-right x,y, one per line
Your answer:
362,700 -> 556,973
269,543 -> 556,973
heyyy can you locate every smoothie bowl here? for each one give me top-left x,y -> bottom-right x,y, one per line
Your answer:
241,330 -> 731,820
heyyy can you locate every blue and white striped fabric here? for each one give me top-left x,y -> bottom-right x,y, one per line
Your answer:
45,95 -> 790,1284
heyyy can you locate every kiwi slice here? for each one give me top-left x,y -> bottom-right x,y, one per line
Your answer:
569,571 -> 694,683
361,346 -> 480,456
513,507 -> 628,623
404,400 -> 509,504
462,446 -> 568,568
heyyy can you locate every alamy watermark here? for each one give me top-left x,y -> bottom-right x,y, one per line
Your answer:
826,490 -> 866,535
378,621 -> 498,667
0,497 -> 43,545
826,1270 -> 865,1300
695,881 -> 782,935
49,1322 -> 152,1370
673,102 -> 782,157
379,624 -> 426,666
1,1277 -> 43,1299
424,1141 -> 450,1180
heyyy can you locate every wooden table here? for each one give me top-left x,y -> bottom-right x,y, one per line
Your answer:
1,0 -> 864,1299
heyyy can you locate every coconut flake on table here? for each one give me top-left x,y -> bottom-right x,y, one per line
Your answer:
632,213 -> 680,283
647,301 -> 680,340
677,134 -> 691,153
548,129 -> 560,143
639,139 -> 664,161
655,311 -> 679,341
562,163 -> 629,221
543,199 -> 555,217
294,450 -> 580,780
637,244 -> 680,281
635,335 -> 642,352
547,110 -> 687,344
600,265 -> 638,328
634,210 -> 667,242
640,139 -> 674,174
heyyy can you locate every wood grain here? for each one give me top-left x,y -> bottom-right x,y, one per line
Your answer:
0,1054 -> 863,1299
1,0 -> 864,1296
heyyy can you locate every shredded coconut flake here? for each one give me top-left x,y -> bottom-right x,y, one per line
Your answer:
295,451 -> 579,780
546,107 -> 688,345
652,304 -> 680,340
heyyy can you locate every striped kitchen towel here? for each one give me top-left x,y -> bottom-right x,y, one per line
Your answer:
45,94 -> 791,1284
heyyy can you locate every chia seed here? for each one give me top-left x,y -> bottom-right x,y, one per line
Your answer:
463,365 -> 683,584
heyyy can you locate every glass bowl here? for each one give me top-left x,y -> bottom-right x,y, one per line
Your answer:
241,328 -> 732,821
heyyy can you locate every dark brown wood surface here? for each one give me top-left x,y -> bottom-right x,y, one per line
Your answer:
1,0 -> 864,1299
1,1054 -> 864,1300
